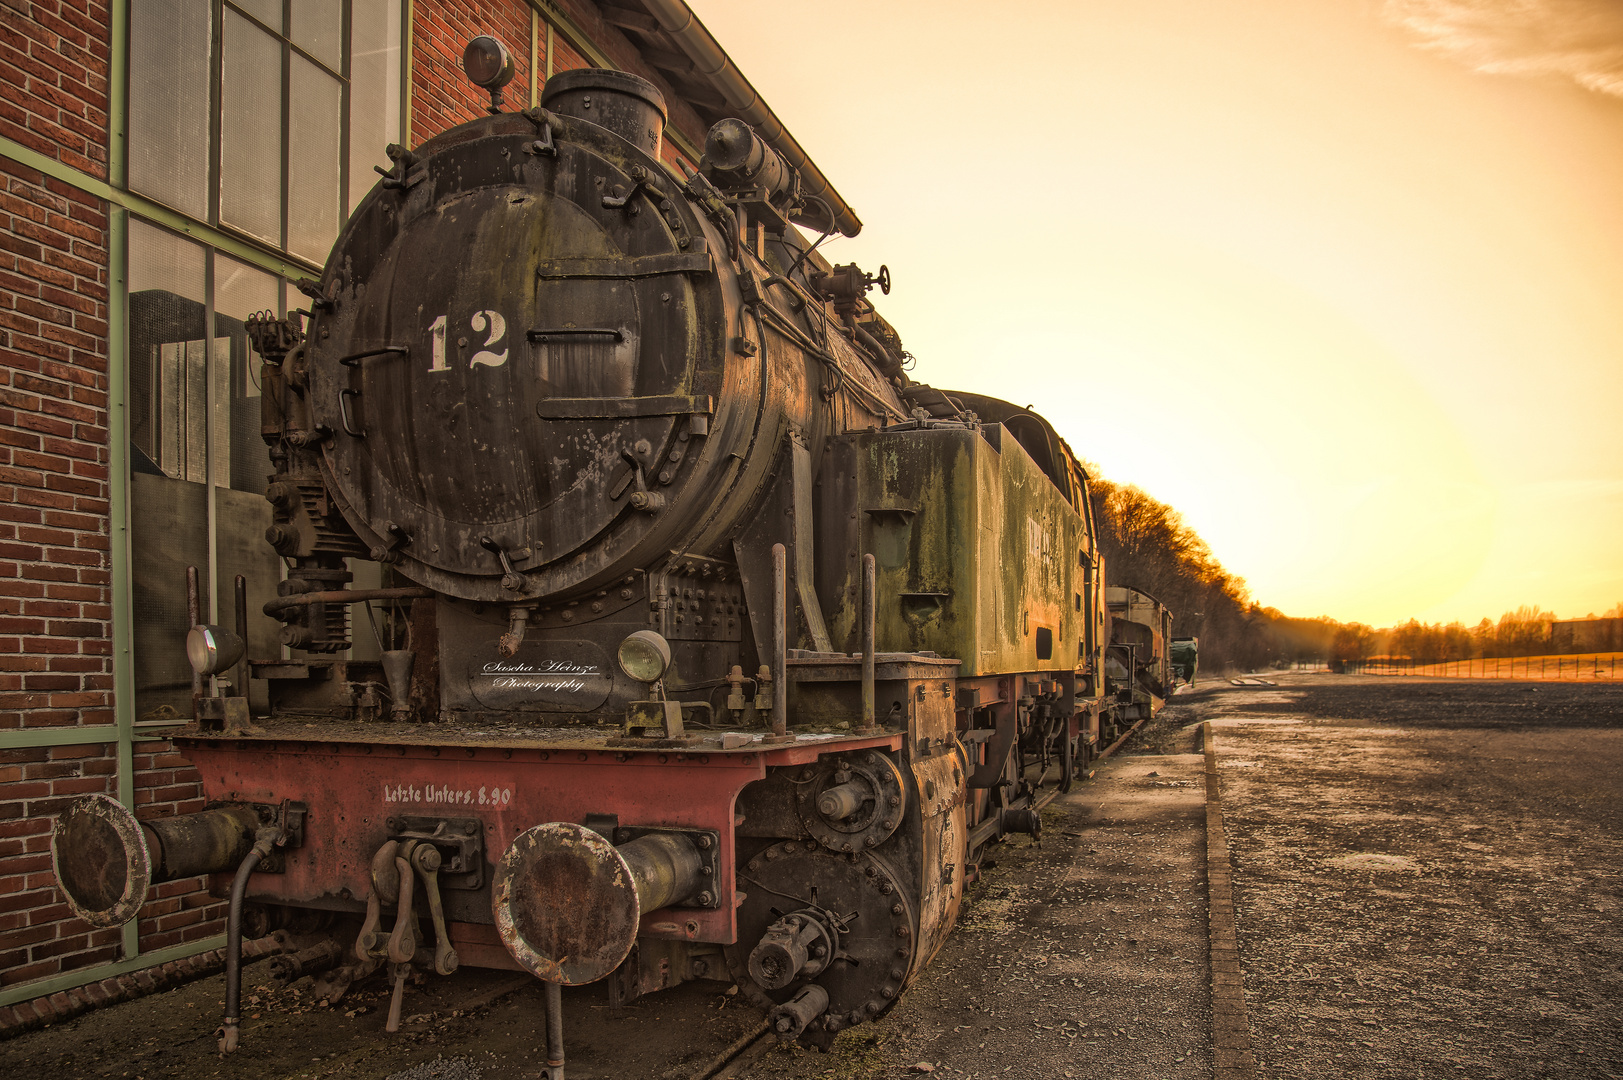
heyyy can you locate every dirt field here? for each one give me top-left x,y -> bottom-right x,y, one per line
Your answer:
3,674 -> 1621,1079
1207,675 -> 1623,1079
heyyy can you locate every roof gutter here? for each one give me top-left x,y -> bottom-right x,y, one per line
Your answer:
640,0 -> 863,237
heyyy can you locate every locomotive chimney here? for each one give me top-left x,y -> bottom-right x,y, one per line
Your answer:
540,68 -> 668,159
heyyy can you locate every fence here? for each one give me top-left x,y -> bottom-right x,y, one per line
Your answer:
1344,653 -> 1623,681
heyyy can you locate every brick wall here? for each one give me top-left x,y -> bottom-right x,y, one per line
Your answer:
550,27 -> 588,77
0,0 -> 111,180
0,147 -> 123,988
411,0 -> 535,146
0,0 -> 207,997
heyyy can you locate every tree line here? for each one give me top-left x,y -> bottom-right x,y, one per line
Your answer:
1082,470 -> 1622,674
1331,601 -> 1623,668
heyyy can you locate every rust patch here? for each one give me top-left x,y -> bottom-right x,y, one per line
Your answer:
491,821 -> 641,985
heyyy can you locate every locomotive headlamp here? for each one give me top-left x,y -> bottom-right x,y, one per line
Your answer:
186,624 -> 245,677
462,36 -> 515,112
617,630 -> 671,684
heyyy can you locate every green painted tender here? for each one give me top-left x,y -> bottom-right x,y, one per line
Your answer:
817,422 -> 1087,678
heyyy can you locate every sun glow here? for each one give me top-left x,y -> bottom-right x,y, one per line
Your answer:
689,0 -> 1623,627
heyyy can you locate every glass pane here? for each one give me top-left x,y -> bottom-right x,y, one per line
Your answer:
232,0 -> 282,31
288,57 -> 342,262
215,253 -> 280,322
128,219 -> 207,478
129,0 -> 211,219
291,0 -> 343,70
128,221 -> 209,722
220,10 -> 284,246
349,0 -> 402,215
213,255 -> 280,491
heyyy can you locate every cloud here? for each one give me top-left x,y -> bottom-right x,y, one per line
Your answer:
1385,0 -> 1623,97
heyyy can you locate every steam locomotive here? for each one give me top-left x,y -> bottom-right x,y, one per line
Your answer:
51,41 -> 1167,1068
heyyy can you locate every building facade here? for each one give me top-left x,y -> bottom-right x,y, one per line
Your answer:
0,0 -> 815,1007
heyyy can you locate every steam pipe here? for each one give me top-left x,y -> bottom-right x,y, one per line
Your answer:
769,543 -> 789,741
233,574 -> 249,698
186,565 -> 202,713
544,980 -> 565,1079
859,553 -> 877,734
220,828 -> 282,1053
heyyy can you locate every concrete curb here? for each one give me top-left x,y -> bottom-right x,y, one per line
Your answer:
0,933 -> 288,1041
1205,721 -> 1258,1079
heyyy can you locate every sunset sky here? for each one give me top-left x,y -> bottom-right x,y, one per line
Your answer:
686,0 -> 1623,629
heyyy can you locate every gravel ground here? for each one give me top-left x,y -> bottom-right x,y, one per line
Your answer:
732,715 -> 1213,1080
1206,673 -> 1623,1079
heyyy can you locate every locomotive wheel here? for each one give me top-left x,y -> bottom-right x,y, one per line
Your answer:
726,840 -> 917,1047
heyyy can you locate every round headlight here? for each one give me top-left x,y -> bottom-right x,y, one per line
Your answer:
617,630 -> 671,684
462,35 -> 515,90
186,624 -> 245,677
